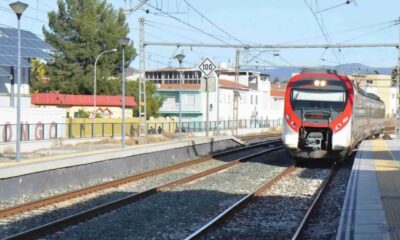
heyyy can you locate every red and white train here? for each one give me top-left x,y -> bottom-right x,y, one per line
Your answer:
282,68 -> 385,161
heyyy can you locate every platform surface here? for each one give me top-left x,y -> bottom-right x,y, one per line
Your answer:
0,136 -> 243,179
337,139 -> 400,240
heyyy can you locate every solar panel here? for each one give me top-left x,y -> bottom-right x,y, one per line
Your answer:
0,55 -> 31,67
0,27 -> 53,62
0,66 -> 10,76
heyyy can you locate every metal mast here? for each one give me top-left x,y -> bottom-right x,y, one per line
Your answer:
139,17 -> 147,143
397,17 -> 400,139
233,49 -> 240,135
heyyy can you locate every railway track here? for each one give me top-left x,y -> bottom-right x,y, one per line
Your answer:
237,134 -> 281,143
0,138 -> 280,219
184,163 -> 338,240
1,138 -> 283,240
291,163 -> 338,240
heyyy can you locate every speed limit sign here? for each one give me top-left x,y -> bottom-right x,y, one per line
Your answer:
199,58 -> 216,77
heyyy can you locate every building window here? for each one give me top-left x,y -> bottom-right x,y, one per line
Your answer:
165,96 -> 177,106
251,95 -> 253,104
256,95 -> 258,105
186,94 -> 195,105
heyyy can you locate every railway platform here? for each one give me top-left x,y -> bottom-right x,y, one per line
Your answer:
337,138 -> 400,240
0,136 -> 244,204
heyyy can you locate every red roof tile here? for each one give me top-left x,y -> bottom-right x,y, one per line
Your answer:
270,90 -> 285,98
219,79 -> 248,90
31,93 -> 137,107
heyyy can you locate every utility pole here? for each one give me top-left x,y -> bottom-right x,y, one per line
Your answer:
397,16 -> 400,139
205,76 -> 209,137
216,71 -> 220,136
232,49 -> 240,136
138,17 -> 147,144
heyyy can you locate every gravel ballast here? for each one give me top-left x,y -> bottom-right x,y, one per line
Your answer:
0,144 -> 280,239
46,150 -> 290,240
201,167 -> 331,239
299,157 -> 354,240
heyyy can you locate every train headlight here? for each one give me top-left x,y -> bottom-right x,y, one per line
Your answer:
320,80 -> 327,87
285,114 -> 290,120
314,80 -> 321,87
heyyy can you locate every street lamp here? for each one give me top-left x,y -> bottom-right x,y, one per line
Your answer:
174,53 -> 185,141
93,48 -> 117,136
118,37 -> 130,148
9,1 -> 28,161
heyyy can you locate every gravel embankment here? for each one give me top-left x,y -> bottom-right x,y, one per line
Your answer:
299,157 -> 354,240
0,159 -> 225,239
0,144 -> 279,239
0,144 -> 271,210
45,150 -> 290,240
201,167 -> 331,239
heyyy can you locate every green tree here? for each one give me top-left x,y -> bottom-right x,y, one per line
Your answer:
272,77 -> 280,83
43,0 -> 135,95
126,81 -> 165,118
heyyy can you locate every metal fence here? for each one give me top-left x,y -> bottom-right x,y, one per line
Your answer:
0,118 -> 282,143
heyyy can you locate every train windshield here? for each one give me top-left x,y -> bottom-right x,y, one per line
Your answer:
291,89 -> 347,112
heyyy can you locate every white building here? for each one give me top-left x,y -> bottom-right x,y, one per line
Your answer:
145,67 -> 281,123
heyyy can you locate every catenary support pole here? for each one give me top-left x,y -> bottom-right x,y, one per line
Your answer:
397,17 -> 400,139
205,77 -> 209,137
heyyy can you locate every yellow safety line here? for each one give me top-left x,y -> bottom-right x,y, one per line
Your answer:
373,139 -> 400,238
373,139 -> 398,172
0,145 -> 129,168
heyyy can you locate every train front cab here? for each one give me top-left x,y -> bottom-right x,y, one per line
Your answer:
282,74 -> 354,161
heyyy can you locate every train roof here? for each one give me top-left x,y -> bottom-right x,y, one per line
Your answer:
300,68 -> 339,75
300,67 -> 351,76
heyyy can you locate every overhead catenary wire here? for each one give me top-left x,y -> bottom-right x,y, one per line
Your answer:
145,22 -> 203,44
0,1 -> 138,41
303,0 -> 342,65
340,22 -> 400,44
182,0 -> 245,45
144,1 -> 237,47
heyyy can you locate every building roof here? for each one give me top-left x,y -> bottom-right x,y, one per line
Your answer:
31,93 -> 137,107
219,79 -> 248,90
158,84 -> 201,90
270,82 -> 287,98
0,27 -> 53,67
147,67 -> 200,72
270,90 -> 285,98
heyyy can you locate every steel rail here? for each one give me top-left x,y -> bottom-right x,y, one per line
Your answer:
291,163 -> 338,240
184,165 -> 296,240
4,144 -> 283,240
0,138 -> 280,219
238,134 -> 281,142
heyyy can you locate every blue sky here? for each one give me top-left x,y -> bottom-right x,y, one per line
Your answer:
1,0 -> 400,69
